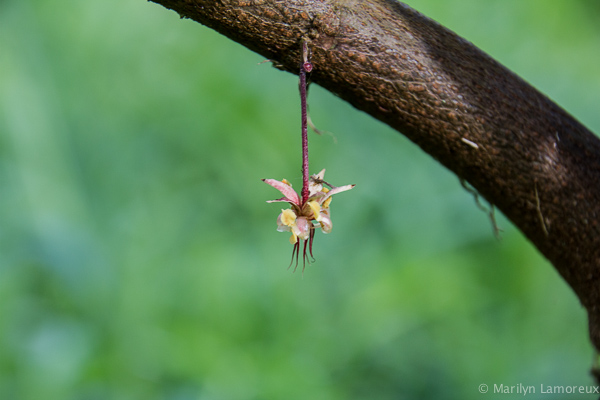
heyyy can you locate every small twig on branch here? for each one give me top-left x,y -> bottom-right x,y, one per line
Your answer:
460,179 -> 502,239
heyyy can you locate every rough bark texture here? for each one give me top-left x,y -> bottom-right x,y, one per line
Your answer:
150,0 -> 600,370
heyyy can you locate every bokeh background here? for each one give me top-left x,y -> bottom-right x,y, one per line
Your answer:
2,0 -> 600,399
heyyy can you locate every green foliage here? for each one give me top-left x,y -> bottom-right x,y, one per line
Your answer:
1,0 -> 599,399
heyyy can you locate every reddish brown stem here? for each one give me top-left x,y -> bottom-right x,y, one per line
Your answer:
299,57 -> 311,204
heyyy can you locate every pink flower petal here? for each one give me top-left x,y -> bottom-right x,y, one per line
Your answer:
294,217 -> 311,240
266,198 -> 293,203
319,211 -> 332,233
262,179 -> 301,205
319,184 -> 355,204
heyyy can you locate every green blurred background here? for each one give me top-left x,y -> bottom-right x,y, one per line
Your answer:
1,0 -> 600,399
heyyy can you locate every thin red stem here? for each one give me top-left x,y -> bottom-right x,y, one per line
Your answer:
300,41 -> 313,204
300,65 -> 310,204
289,241 -> 300,272
302,239 -> 309,272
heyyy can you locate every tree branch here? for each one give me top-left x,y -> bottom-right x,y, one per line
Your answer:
151,0 -> 600,366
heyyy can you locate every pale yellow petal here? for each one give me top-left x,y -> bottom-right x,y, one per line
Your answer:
307,200 -> 321,221
280,209 -> 297,227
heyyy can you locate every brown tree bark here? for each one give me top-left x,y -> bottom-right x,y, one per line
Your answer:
150,0 -> 600,375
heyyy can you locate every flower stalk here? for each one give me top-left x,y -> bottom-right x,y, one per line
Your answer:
262,42 -> 354,272
300,41 -> 312,204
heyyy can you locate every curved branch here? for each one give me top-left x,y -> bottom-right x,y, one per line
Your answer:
151,0 -> 600,359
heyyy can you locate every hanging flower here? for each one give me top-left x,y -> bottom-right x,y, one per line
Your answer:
263,169 -> 354,271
